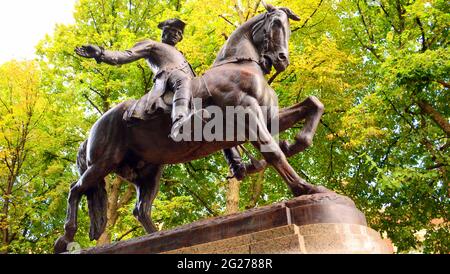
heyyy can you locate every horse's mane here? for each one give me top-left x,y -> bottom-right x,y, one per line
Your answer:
213,12 -> 267,67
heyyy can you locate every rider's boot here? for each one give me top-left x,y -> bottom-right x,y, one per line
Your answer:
170,100 -> 210,140
170,98 -> 190,140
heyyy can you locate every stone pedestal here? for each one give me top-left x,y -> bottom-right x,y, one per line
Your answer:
162,224 -> 392,254
79,193 -> 393,254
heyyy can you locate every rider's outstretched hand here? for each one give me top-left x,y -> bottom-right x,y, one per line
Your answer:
75,45 -> 103,59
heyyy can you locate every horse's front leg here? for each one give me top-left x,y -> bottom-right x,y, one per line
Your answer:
241,96 -> 324,178
276,96 -> 324,157
223,148 -> 247,180
241,95 -> 330,196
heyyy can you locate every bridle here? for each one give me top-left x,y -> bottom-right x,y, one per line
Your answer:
251,10 -> 289,71
251,12 -> 273,55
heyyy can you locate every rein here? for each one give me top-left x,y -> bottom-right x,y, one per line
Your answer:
212,56 -> 260,68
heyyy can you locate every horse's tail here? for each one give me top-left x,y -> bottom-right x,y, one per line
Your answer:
76,140 -> 88,176
77,139 -> 108,241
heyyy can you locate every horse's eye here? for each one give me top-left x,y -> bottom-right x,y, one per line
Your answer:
271,19 -> 283,28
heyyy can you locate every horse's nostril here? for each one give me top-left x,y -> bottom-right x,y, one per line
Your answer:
278,53 -> 287,61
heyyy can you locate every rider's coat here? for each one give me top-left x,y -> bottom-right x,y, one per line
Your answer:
96,39 -> 195,120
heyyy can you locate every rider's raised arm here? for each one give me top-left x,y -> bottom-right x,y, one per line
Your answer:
96,39 -> 155,65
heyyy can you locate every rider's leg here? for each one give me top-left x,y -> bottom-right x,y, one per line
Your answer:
170,71 -> 192,139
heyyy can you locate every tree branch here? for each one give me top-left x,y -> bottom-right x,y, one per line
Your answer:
137,63 -> 151,92
380,89 -> 414,129
233,0 -> 245,24
118,184 -> 135,209
351,27 -> 382,61
426,163 -> 447,170
415,17 -> 427,52
293,0 -> 324,32
82,93 -> 103,115
437,80 -> 450,89
219,14 -> 238,28
417,99 -> 450,137
161,178 -> 219,217
247,0 -> 262,21
376,0 -> 399,33
356,0 -> 375,43
116,226 -> 139,241
88,86 -> 106,100
88,9 -> 102,35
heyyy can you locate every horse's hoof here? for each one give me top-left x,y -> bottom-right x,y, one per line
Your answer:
231,163 -> 247,181
279,140 -> 290,155
54,235 -> 70,254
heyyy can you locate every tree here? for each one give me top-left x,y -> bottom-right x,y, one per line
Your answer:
0,60 -> 84,253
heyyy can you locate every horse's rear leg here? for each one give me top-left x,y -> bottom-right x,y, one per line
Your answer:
277,96 -> 324,157
132,164 -> 163,234
242,96 -> 330,196
54,162 -> 115,253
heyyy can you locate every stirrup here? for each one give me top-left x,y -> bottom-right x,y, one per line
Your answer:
194,108 -> 211,121
169,117 -> 188,140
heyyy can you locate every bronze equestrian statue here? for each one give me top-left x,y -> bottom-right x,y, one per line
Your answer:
55,4 -> 331,253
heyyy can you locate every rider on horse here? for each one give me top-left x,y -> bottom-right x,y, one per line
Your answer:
76,18 -> 247,179
75,18 -> 195,139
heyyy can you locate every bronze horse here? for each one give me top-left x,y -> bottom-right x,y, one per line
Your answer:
55,5 -> 331,253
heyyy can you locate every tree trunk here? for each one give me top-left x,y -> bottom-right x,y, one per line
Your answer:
246,171 -> 264,209
96,177 -> 134,246
1,198 -> 9,253
1,172 -> 17,253
225,177 -> 241,215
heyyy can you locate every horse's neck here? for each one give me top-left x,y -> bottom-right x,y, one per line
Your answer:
214,37 -> 257,64
213,13 -> 266,66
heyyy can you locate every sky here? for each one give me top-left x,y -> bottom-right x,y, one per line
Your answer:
0,0 -> 77,63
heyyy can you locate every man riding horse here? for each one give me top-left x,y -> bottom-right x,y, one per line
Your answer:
76,18 -> 196,139
75,18 -> 247,179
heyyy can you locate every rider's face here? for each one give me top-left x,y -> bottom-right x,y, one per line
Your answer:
162,27 -> 183,46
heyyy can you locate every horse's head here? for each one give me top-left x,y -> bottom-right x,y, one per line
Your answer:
252,4 -> 300,74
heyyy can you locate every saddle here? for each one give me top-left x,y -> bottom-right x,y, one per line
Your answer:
123,61 -> 197,124
123,88 -> 174,123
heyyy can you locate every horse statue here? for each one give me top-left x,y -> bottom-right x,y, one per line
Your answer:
54,4 -> 331,253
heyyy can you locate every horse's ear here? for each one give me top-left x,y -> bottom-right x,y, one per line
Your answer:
280,8 -> 301,21
261,1 -> 276,12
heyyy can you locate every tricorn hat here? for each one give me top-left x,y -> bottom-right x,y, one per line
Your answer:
157,18 -> 186,32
